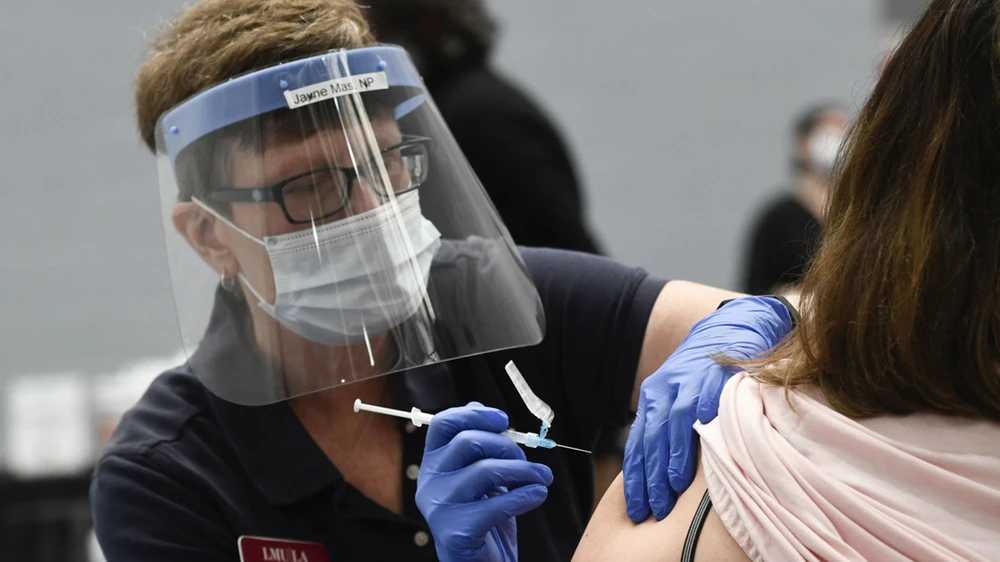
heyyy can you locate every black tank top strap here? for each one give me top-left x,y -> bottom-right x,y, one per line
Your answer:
680,490 -> 713,562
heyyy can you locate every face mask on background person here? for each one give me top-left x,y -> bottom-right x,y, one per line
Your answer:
806,129 -> 845,177
195,192 -> 442,346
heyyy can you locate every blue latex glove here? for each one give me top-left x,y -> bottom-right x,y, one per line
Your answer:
624,296 -> 794,523
416,402 -> 554,562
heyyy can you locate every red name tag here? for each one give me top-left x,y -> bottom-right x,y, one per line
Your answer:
238,536 -> 329,562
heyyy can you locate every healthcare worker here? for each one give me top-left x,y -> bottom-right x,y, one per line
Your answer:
89,1 -> 794,561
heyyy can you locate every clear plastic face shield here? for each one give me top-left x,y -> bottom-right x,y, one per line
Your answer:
155,46 -> 544,405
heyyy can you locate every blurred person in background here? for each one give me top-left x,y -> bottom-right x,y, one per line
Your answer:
362,0 -> 622,506
362,0 -> 604,255
741,104 -> 848,295
577,1 -> 1000,559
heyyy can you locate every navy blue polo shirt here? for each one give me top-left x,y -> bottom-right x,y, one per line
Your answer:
91,247 -> 666,561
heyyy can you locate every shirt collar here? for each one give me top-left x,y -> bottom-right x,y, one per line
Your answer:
194,288 -> 458,505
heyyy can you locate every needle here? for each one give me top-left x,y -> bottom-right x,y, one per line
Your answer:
554,443 -> 592,454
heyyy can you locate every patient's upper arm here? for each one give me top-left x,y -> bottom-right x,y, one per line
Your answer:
573,464 -> 748,562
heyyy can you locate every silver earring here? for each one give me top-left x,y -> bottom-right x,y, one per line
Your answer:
220,271 -> 238,292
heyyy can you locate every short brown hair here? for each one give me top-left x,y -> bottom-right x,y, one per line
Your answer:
135,0 -> 377,152
741,0 -> 1000,421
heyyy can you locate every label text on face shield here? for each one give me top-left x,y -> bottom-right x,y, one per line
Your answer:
283,72 -> 389,109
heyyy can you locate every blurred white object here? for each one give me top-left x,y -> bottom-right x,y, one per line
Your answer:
93,350 -> 185,449
88,528 -> 107,562
94,350 -> 183,417
4,372 -> 92,477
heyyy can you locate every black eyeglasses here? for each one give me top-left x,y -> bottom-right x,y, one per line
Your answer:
207,136 -> 432,224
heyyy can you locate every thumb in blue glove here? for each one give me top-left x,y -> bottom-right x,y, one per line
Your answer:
416,402 -> 554,562
623,296 -> 793,523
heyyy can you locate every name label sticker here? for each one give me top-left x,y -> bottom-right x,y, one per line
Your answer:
283,72 -> 389,109
238,536 -> 330,562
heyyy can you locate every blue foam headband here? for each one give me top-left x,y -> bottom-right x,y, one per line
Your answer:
159,45 -> 423,160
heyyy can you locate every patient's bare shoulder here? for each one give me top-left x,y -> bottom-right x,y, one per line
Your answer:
573,463 -> 748,562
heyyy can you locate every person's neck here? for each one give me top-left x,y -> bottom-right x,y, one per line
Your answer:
291,375 -> 407,520
247,305 -> 398,394
281,332 -> 397,453
290,375 -> 390,433
292,375 -> 405,514
796,172 -> 828,219
246,312 -> 399,450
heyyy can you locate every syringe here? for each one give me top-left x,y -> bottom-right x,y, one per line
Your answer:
353,399 -> 591,453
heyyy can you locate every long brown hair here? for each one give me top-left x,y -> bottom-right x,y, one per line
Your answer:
749,0 -> 1000,420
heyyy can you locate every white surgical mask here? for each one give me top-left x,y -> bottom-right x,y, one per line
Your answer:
807,129 -> 845,177
194,192 -> 442,346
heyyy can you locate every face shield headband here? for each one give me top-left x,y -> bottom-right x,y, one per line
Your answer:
159,45 -> 426,165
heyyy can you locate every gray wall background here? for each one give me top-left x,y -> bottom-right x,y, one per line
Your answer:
487,0 -> 880,285
0,1 -> 884,379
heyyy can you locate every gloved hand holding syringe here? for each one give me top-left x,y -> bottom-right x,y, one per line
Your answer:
361,361 -> 588,562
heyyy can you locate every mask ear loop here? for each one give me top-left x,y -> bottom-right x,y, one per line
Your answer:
191,197 -> 274,311
191,196 -> 267,247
